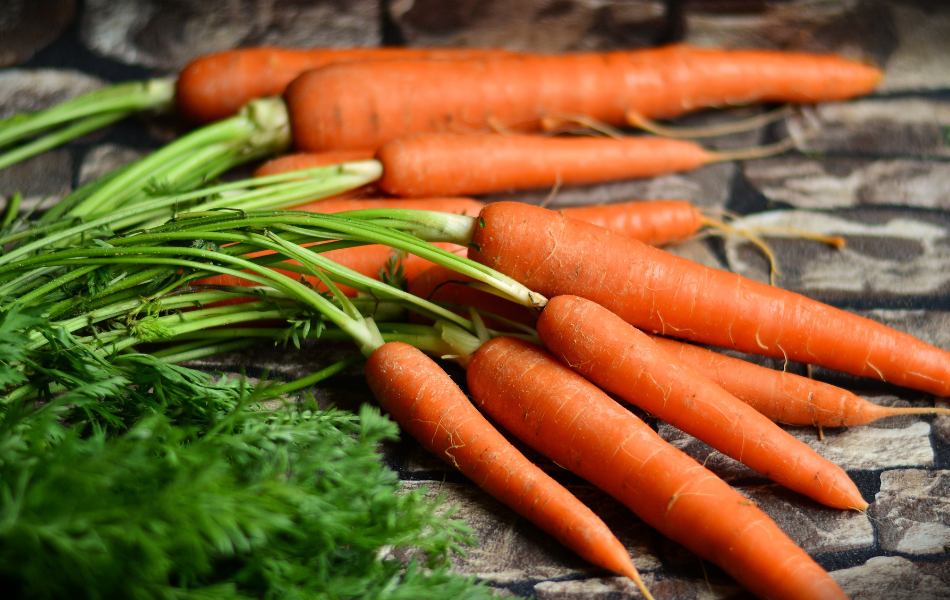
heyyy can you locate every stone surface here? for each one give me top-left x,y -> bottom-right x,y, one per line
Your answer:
831,556 -> 950,599
80,0 -> 381,70
876,1 -> 950,92
397,481 -> 662,583
0,0 -> 77,68
722,208 -> 950,299
77,144 -> 150,186
0,149 -> 73,214
785,98 -> 950,157
740,484 -> 875,553
871,469 -> 950,554
742,156 -> 950,209
0,69 -> 105,119
533,577 -> 658,600
388,0 -> 667,51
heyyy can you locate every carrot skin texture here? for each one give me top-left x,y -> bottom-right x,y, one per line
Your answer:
365,342 -> 644,583
177,46 -> 514,123
467,337 -> 848,600
468,202 -> 950,397
561,200 -> 704,246
647,334 -> 935,427
376,134 -> 712,197
537,295 -> 866,510
288,196 -> 486,216
286,44 -> 882,151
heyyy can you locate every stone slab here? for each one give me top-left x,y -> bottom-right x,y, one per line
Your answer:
388,0 -> 667,52
80,0 -> 380,71
0,0 -> 77,68
872,469 -> 950,554
831,556 -> 950,599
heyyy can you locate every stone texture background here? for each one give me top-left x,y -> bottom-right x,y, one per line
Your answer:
3,0 -> 950,598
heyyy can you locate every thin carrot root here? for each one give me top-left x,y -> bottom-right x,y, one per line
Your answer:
625,105 -> 794,138
539,114 -> 626,139
708,136 -> 798,162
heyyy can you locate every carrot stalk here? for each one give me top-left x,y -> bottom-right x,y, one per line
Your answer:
365,342 -> 653,597
467,336 -> 849,600
466,202 -> 950,397
536,295 -> 867,510
647,334 -> 950,427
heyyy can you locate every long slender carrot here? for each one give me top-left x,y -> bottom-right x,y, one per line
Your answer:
536,295 -> 866,510
365,342 -> 653,597
285,44 -> 882,151
467,336 -> 848,600
177,46 -> 515,124
288,196 -> 485,217
467,202 -> 950,397
647,334 -> 950,427
374,133 -> 764,197
254,150 -> 376,177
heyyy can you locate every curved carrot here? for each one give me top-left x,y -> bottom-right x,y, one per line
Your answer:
647,334 -> 950,427
467,336 -> 848,600
536,295 -> 866,510
365,342 -> 652,595
467,202 -> 950,397
376,134 -> 715,197
177,46 -> 514,124
286,45 -> 882,151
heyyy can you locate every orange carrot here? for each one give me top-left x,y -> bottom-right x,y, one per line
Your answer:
376,133 -> 718,197
647,334 -> 950,427
467,202 -> 950,397
177,46 -> 514,123
254,150 -> 376,177
407,264 -> 538,330
561,200 -> 704,246
365,342 -> 652,596
536,295 -> 866,510
467,336 -> 848,600
285,44 -> 882,151
287,196 -> 485,216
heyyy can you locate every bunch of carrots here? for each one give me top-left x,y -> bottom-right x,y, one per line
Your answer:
6,40 -> 940,600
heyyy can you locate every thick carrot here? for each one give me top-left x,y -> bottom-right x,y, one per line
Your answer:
177,46 -> 514,124
467,202 -> 950,397
286,44 -> 882,151
365,342 -> 652,596
467,336 -> 848,600
376,133 -> 716,197
536,295 -> 866,510
647,334 -> 950,427
561,200 -> 704,246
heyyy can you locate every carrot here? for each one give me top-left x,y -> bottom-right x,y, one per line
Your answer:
467,336 -> 848,600
285,44 -> 882,151
467,202 -> 950,397
254,150 -> 376,177
287,196 -> 485,217
375,133 -> 741,197
407,264 -> 538,330
536,295 -> 866,510
365,342 -> 653,597
647,334 -> 950,427
561,200 -> 704,246
177,46 -> 515,124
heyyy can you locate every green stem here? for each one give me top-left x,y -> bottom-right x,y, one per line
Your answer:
1,191 -> 21,228
152,338 -> 260,364
0,112 -> 127,171
266,355 -> 365,396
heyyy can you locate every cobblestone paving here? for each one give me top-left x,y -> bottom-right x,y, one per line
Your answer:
3,1 -> 950,598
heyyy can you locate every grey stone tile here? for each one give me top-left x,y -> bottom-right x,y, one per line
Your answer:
660,419 -> 934,473
0,68 -> 105,119
80,0 -> 380,71
643,576 -> 745,600
871,469 -> 950,554
877,2 -> 950,92
743,156 -> 950,209
398,481 -> 662,583
831,556 -> 950,599
722,209 -> 950,299
533,576 -> 658,600
739,484 -> 874,553
0,0 -> 76,68
785,98 -> 950,156
0,149 -> 73,214
77,144 -> 150,186
388,0 -> 667,52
